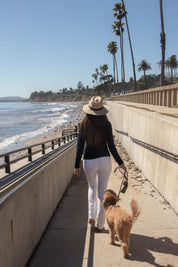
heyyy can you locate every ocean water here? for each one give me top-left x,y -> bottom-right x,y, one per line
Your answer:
0,102 -> 82,154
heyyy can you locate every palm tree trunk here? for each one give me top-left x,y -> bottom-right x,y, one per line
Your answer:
171,67 -> 173,84
122,0 -> 137,91
113,56 -> 116,83
120,31 -> 125,82
144,70 -> 146,87
114,55 -> 119,83
160,0 -> 166,86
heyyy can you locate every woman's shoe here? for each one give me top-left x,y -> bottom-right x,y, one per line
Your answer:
95,227 -> 105,233
89,219 -> 95,225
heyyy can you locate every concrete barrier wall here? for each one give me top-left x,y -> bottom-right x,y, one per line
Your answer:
0,143 -> 77,267
107,101 -> 178,213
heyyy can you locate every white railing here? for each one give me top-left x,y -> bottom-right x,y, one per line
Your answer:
111,83 -> 178,107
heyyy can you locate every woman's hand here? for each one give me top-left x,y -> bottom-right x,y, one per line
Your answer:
119,163 -> 126,171
74,168 -> 80,176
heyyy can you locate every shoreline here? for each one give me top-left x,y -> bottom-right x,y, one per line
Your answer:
0,110 -> 84,178
25,120 -> 80,147
25,105 -> 84,147
0,103 -> 84,155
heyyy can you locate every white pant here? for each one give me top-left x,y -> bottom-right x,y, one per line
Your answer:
83,157 -> 112,229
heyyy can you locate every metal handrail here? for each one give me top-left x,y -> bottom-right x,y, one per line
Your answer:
115,129 -> 129,136
130,137 -> 178,160
0,125 -> 79,174
115,128 -> 178,161
0,139 -> 77,196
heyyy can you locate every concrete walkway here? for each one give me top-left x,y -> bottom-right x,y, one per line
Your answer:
27,141 -> 178,267
117,101 -> 178,117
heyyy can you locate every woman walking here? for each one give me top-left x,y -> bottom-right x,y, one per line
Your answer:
74,96 -> 125,231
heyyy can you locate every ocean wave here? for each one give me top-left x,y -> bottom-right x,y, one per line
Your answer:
38,113 -> 69,122
30,107 -> 65,113
0,102 -> 82,154
42,103 -> 57,105
0,119 -> 66,154
0,114 -> 70,153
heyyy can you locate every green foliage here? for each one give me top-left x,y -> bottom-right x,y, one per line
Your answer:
28,71 -> 178,102
138,60 -> 151,73
107,41 -> 118,55
165,55 -> 178,84
29,83 -> 94,102
77,81 -> 85,90
136,74 -> 173,90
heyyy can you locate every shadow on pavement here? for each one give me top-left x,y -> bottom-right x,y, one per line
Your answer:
27,167 -> 91,267
87,225 -> 95,267
129,233 -> 178,267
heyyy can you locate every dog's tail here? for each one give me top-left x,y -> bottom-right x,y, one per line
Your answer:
130,199 -> 140,222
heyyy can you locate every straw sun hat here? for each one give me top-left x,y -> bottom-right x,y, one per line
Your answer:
83,96 -> 108,116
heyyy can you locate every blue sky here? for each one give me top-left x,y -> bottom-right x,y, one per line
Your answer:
0,0 -> 177,98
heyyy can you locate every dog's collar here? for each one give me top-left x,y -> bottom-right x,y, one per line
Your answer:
111,205 -> 120,209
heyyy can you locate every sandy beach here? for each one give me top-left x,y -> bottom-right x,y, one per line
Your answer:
25,104 -> 84,146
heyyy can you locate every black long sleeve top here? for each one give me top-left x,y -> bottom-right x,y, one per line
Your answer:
74,120 -> 123,168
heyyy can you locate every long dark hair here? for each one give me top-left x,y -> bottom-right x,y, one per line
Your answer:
80,114 -> 108,147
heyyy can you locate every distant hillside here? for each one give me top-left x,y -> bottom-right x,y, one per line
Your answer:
29,91 -> 90,102
0,96 -> 28,102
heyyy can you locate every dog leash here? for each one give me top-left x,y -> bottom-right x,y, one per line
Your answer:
114,166 -> 128,197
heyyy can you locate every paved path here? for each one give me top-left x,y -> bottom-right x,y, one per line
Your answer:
117,101 -> 178,116
27,142 -> 178,267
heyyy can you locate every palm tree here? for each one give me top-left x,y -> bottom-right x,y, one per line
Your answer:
102,64 -> 109,75
113,3 -> 125,82
129,77 -> 134,91
107,41 -> 119,83
160,0 -> 166,86
164,59 -> 170,78
95,68 -> 99,84
92,79 -> 95,88
138,60 -> 151,87
121,0 -> 137,91
99,64 -> 108,75
92,73 -> 97,86
165,55 -> 178,84
91,68 -> 100,87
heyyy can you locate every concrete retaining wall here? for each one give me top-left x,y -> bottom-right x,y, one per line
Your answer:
107,101 -> 178,213
0,143 -> 77,267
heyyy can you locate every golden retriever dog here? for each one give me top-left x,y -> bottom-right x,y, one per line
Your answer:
103,189 -> 140,258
